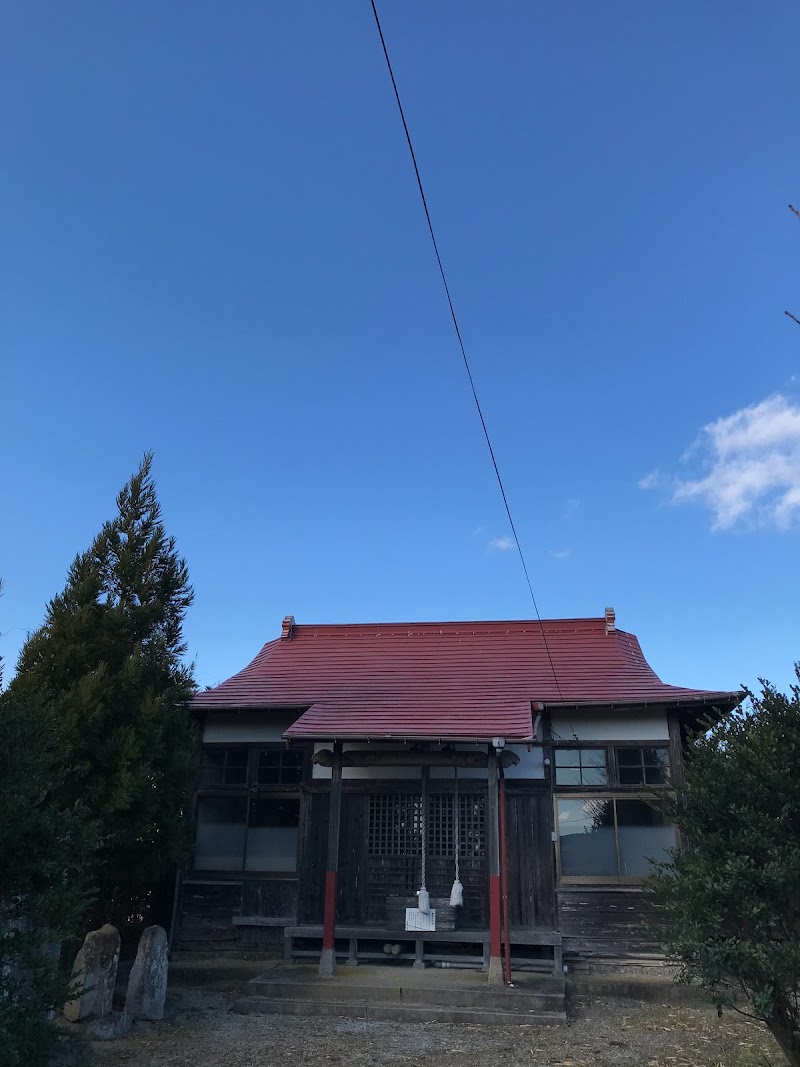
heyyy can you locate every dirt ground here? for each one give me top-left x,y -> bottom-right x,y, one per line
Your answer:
84,987 -> 785,1067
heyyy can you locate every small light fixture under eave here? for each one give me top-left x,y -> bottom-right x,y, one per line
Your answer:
491,736 -> 506,751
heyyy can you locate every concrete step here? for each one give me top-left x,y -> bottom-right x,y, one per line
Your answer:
232,995 -> 567,1026
170,959 -> 277,989
247,977 -> 564,1013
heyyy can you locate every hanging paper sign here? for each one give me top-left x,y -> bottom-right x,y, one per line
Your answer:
405,908 -> 436,931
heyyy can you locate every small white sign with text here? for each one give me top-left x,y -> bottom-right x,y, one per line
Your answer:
405,908 -> 436,932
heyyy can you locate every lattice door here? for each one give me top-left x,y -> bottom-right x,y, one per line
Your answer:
365,793 -> 487,925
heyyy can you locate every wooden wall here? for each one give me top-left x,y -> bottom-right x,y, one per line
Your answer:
557,887 -> 663,959
505,788 -> 556,928
178,880 -> 243,953
241,878 -> 298,919
179,781 -> 671,961
297,784 -> 554,931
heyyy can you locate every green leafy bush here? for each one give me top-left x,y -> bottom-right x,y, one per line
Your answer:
649,673 -> 800,1065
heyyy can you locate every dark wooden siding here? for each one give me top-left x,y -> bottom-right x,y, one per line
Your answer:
297,783 -> 557,931
338,793 -> 369,923
364,854 -> 488,926
298,791 -> 328,922
506,789 -> 556,928
178,880 -> 242,952
240,878 -> 298,919
558,887 -> 664,959
298,790 -> 491,926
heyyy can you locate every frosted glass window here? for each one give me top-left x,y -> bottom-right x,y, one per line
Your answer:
194,797 -> 247,869
557,798 -> 617,876
616,799 -> 676,876
245,799 -> 300,872
557,796 -> 676,881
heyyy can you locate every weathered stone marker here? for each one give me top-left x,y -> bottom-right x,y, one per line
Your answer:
124,925 -> 168,1021
63,924 -> 121,1022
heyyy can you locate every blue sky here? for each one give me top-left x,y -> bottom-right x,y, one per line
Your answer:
2,1 -> 798,695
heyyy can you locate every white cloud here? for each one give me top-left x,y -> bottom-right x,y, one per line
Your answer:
488,536 -> 514,551
638,469 -> 661,491
549,548 -> 571,560
643,394 -> 800,531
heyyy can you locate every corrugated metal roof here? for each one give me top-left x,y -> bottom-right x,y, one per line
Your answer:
191,616 -> 741,742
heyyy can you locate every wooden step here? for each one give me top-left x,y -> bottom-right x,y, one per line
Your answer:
247,976 -> 565,1013
233,995 -> 567,1026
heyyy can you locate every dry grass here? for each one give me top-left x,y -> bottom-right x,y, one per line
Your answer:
86,988 -> 785,1067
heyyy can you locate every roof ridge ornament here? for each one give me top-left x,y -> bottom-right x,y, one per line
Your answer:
604,607 -> 616,635
281,615 -> 296,640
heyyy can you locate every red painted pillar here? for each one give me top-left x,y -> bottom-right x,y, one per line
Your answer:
486,745 -> 503,984
319,740 -> 343,977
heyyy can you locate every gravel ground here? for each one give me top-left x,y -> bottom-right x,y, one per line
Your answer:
84,988 -> 785,1067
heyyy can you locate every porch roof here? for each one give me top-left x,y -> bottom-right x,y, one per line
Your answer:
191,615 -> 742,742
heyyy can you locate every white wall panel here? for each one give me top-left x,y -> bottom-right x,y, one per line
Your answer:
202,712 -> 300,744
502,744 -> 545,778
549,710 -> 669,742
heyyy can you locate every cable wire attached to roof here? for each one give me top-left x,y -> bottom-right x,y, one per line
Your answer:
368,0 -> 565,703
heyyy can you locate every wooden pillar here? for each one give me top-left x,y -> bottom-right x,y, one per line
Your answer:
486,745 -> 503,984
499,770 -> 512,985
319,740 -> 343,977
542,710 -> 560,939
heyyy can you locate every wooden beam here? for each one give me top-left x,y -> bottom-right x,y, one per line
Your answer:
313,748 -> 520,769
667,711 -> 686,789
319,740 -> 343,977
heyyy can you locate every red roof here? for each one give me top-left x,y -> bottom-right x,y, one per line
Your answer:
192,616 -> 741,742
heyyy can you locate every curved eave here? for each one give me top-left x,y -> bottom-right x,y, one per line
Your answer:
542,690 -> 744,711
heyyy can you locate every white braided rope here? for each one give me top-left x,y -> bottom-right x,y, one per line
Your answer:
420,775 -> 427,890
453,766 -> 460,883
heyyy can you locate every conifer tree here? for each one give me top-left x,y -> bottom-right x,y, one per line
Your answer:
0,687 -> 97,1066
12,454 -> 197,926
1,578 -> 96,1065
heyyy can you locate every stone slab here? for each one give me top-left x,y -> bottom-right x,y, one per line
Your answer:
63,924 -> 120,1022
125,925 -> 168,1021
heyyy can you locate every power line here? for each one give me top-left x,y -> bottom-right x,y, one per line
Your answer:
368,0 -> 566,704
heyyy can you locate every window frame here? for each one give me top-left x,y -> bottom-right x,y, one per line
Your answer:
192,793 -> 302,876
553,741 -> 671,791
193,742 -> 309,877
613,745 -> 671,787
255,746 -> 306,787
553,792 -> 676,885
553,745 -> 610,787
197,742 -> 310,793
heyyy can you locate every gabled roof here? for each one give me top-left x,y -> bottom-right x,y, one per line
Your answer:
191,615 -> 742,743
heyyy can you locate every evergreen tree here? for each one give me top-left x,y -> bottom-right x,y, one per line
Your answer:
0,616 -> 97,1064
11,454 -> 197,927
649,673 -> 800,1066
